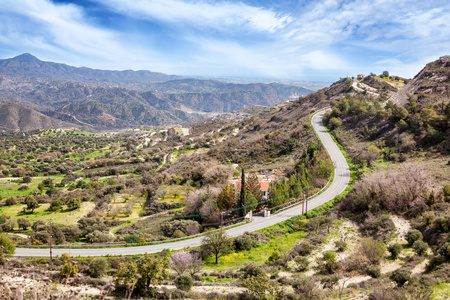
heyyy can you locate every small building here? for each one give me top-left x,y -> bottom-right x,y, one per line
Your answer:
154,137 -> 162,143
231,179 -> 270,199
357,74 -> 365,80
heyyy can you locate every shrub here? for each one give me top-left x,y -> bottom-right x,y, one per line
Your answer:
389,268 -> 411,287
241,262 -> 265,279
316,251 -> 339,274
366,266 -> 381,278
293,241 -> 314,256
294,256 -> 310,272
388,243 -> 403,259
0,234 -> 16,264
413,240 -> 428,256
49,199 -> 63,211
359,237 -> 386,265
234,234 -> 257,251
174,274 -> 193,292
5,197 -> 16,206
17,218 -> 31,230
89,257 -> 108,277
438,242 -> 450,260
67,198 -> 81,210
160,219 -> 201,238
405,229 -> 422,246
335,240 -> 347,252
124,235 -> 141,244
85,230 -> 113,243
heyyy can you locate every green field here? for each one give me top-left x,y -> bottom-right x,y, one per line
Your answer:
204,230 -> 306,270
0,202 -> 95,226
0,175 -> 64,199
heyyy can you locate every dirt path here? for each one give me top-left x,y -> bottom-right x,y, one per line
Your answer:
390,214 -> 411,242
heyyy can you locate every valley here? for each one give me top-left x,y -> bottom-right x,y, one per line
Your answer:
0,55 -> 449,300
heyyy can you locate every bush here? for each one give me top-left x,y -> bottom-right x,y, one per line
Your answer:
234,234 -> 257,251
17,218 -> 31,230
49,199 -> 63,211
335,240 -> 347,252
293,241 -> 314,256
124,235 -> 141,244
413,240 -> 428,256
0,234 -> 16,264
89,257 -> 108,277
85,230 -> 113,243
174,274 -> 193,292
22,176 -> 32,183
67,198 -> 81,210
389,268 -> 411,287
316,251 -> 339,274
359,237 -> 386,265
366,266 -> 381,278
294,256 -> 309,272
241,262 -> 265,279
388,243 -> 403,259
405,229 -> 422,246
160,219 -> 201,238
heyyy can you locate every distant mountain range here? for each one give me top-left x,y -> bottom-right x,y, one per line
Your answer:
0,54 -> 314,131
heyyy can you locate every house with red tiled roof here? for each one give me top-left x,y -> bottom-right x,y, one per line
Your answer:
231,179 -> 270,199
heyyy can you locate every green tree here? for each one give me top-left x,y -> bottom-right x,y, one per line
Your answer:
26,199 -> 39,213
67,198 -> 81,210
239,168 -> 246,217
17,218 -> 31,230
136,254 -> 170,290
0,234 -> 16,264
242,273 -> 282,300
201,229 -> 233,264
60,253 -> 78,279
114,260 -> 139,299
246,173 -> 264,204
89,257 -> 108,277
49,199 -> 63,211
217,184 -> 236,210
243,190 -> 258,215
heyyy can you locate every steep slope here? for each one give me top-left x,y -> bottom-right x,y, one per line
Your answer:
0,104 -> 69,132
389,55 -> 450,106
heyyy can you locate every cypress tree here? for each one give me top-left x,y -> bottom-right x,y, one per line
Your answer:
239,168 -> 246,217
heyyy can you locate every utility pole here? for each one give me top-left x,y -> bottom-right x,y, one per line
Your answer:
302,192 -> 305,215
49,234 -> 53,263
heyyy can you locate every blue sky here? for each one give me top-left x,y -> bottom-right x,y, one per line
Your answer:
0,0 -> 449,81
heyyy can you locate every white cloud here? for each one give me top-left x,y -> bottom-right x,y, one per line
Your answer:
0,0 -> 167,71
94,0 -> 292,33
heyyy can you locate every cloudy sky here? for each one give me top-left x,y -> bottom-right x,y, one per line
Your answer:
0,0 -> 449,81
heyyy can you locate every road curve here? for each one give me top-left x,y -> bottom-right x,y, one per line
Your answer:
15,109 -> 350,257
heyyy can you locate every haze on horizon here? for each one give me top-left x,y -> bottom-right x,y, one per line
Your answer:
0,0 -> 449,82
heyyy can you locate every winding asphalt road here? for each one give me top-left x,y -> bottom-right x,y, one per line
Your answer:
15,109 -> 350,257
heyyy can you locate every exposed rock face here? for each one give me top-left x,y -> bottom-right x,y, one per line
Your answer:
389,56 -> 450,106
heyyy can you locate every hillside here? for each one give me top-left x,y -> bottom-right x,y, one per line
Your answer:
0,104 -> 68,132
0,54 -> 313,130
389,55 -> 450,106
